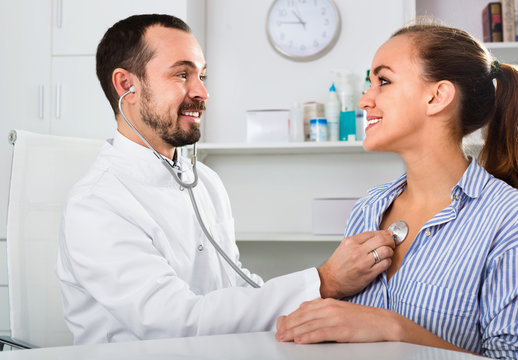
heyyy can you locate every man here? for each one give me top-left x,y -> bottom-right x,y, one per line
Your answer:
57,14 -> 395,344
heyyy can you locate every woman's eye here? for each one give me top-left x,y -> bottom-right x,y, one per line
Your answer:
379,77 -> 390,86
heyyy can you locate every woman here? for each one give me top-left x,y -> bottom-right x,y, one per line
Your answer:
276,23 -> 518,359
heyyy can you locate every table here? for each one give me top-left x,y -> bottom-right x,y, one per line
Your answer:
0,331 -> 485,359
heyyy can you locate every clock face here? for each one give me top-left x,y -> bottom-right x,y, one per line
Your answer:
266,0 -> 341,61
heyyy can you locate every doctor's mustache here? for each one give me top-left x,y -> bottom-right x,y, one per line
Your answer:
179,101 -> 206,113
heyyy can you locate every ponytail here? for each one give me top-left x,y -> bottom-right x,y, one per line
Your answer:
478,64 -> 518,188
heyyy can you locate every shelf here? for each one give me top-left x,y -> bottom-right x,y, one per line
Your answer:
236,232 -> 342,242
192,141 -> 365,156
484,42 -> 518,49
484,42 -> 518,64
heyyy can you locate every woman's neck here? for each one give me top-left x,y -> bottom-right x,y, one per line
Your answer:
400,144 -> 469,204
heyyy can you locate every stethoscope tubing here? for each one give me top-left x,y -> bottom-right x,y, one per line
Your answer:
118,88 -> 260,288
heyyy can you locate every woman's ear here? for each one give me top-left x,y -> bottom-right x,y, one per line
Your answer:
426,80 -> 456,116
112,68 -> 136,100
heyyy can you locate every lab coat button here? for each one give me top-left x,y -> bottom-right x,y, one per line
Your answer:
198,244 -> 204,251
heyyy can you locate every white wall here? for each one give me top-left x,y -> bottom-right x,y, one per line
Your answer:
203,0 -> 414,143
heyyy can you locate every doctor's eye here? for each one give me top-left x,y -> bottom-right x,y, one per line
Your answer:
200,74 -> 208,82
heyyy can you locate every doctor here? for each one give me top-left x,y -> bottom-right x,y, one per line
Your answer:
56,14 -> 395,344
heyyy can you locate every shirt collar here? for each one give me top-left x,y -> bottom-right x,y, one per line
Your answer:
452,157 -> 492,199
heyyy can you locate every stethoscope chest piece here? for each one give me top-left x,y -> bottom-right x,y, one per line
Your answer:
388,220 -> 409,246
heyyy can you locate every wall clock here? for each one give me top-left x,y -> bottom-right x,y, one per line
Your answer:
266,0 -> 341,61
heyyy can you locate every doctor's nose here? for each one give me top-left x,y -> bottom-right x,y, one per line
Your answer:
189,78 -> 209,101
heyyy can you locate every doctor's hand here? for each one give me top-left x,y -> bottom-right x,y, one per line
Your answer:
317,230 -> 394,299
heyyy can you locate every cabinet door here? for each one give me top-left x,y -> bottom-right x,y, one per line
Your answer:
51,56 -> 116,139
0,0 -> 52,238
52,0 -> 197,55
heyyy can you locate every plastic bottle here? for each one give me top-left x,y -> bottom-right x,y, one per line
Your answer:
356,69 -> 370,141
324,83 -> 340,141
310,118 -> 327,142
289,102 -> 304,142
334,71 -> 356,141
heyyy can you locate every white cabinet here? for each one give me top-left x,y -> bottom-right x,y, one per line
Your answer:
50,56 -> 115,138
51,0 -> 205,55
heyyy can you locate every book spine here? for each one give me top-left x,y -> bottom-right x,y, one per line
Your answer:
489,2 -> 503,42
502,0 -> 516,41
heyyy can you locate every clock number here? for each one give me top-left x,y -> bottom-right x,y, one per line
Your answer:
322,31 -> 327,38
313,40 -> 319,47
323,18 -> 329,26
287,0 -> 295,7
300,44 -> 306,51
321,7 -> 327,15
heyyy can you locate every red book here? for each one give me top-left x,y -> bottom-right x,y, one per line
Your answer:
482,2 -> 503,42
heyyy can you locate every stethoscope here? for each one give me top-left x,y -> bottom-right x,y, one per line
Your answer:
118,86 -> 260,288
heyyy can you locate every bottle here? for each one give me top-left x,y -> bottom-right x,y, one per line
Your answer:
303,102 -> 325,141
324,83 -> 340,141
335,71 -> 356,141
289,102 -> 304,142
310,118 -> 327,142
356,69 -> 370,141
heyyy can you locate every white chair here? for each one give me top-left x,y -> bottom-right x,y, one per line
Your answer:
2,130 -> 104,349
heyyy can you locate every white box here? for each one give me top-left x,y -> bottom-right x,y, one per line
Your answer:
311,198 -> 358,235
246,109 -> 289,143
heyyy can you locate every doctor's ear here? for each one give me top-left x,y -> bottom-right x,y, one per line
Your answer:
112,68 -> 136,98
426,80 -> 456,116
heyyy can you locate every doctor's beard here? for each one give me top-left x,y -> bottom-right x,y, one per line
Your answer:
139,85 -> 203,148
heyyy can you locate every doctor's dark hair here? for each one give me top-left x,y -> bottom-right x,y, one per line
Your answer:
96,14 -> 191,115
392,22 -> 518,188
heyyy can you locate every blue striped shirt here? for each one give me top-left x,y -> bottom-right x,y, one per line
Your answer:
344,158 -> 518,359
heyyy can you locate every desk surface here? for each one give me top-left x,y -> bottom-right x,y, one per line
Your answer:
0,332 -> 485,359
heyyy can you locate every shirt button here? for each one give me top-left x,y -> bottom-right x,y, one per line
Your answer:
454,195 -> 459,201
425,229 -> 431,236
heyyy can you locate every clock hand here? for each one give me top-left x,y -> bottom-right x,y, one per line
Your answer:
291,10 -> 306,29
279,21 -> 306,24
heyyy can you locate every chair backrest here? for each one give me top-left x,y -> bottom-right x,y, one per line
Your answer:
6,129 -> 104,347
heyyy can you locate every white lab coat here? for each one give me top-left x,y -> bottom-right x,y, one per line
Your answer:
57,131 -> 320,344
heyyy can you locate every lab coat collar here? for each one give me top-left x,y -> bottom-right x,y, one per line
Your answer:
109,131 -> 194,187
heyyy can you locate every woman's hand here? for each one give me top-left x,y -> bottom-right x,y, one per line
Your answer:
318,230 -> 395,298
275,298 -> 471,355
275,298 -> 399,344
